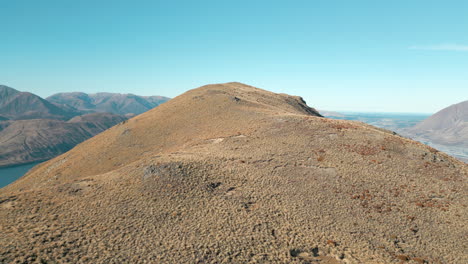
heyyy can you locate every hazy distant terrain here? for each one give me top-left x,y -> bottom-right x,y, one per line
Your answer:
47,92 -> 170,116
405,100 -> 468,146
322,109 -> 468,162
404,101 -> 468,162
321,111 -> 430,131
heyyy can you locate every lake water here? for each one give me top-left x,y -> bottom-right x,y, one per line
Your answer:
0,162 -> 43,188
324,112 -> 431,131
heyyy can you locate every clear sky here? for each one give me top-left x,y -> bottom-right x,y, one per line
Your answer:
1,0 -> 467,113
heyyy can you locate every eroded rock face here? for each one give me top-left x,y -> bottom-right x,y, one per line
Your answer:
0,83 -> 466,264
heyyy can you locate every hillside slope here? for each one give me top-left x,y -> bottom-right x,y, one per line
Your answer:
408,100 -> 468,147
0,85 -> 80,120
0,83 -> 466,263
47,92 -> 170,115
0,113 -> 126,167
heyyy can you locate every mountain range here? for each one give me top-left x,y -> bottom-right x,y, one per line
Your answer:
47,92 -> 169,116
0,85 -> 80,120
0,85 -> 169,167
1,83 -> 465,263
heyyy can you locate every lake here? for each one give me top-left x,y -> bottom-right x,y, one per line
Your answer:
324,112 -> 431,131
0,162 -> 43,188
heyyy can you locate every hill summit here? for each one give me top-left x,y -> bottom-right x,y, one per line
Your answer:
1,83 -> 466,263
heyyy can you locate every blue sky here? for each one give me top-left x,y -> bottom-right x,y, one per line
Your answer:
1,0 -> 467,113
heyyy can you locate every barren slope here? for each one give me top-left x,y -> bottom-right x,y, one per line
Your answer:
0,113 -> 126,167
408,100 -> 468,147
0,83 -> 466,264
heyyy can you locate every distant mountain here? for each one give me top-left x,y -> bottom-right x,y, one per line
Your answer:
408,100 -> 468,147
47,92 -> 170,115
0,85 -> 80,120
0,113 -> 127,167
0,85 -> 20,101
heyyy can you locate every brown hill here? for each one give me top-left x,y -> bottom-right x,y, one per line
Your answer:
0,113 -> 126,167
0,83 -> 466,263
